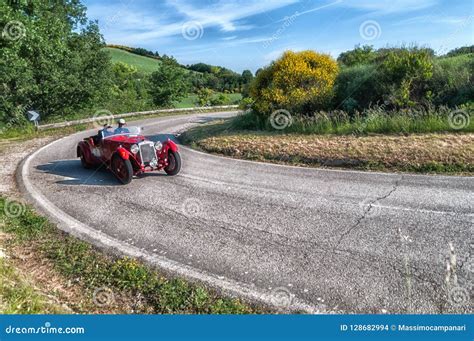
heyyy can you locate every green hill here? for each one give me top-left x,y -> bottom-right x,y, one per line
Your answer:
104,47 -> 162,73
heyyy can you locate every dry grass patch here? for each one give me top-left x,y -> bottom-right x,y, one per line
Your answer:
186,128 -> 473,174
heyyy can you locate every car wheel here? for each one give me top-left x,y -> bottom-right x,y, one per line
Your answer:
164,150 -> 181,176
79,148 -> 92,169
111,154 -> 133,184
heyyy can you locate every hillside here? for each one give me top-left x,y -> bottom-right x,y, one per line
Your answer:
104,47 -> 162,73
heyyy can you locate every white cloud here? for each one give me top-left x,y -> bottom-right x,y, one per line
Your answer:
394,15 -> 473,26
167,0 -> 298,32
276,0 -> 342,22
339,0 -> 438,14
87,0 -> 298,44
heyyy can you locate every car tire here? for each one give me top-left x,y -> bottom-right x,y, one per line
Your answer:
164,150 -> 181,176
111,154 -> 133,185
78,148 -> 92,169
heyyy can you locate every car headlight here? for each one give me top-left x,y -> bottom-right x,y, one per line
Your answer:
130,144 -> 139,154
154,141 -> 163,151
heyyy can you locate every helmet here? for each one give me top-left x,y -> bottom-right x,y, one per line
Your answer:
118,118 -> 126,125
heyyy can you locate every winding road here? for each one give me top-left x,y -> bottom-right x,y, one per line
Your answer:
18,111 -> 473,313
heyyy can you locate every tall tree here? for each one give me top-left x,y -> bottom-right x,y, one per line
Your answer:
149,60 -> 189,107
1,0 -> 111,122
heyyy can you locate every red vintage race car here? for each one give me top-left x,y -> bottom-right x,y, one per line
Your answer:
77,125 -> 181,184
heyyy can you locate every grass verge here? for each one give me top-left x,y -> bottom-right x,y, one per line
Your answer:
181,116 -> 474,174
231,107 -> 474,135
0,197 -> 256,314
0,255 -> 65,314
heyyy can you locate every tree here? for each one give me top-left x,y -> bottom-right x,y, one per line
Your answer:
445,45 -> 474,57
1,0 -> 111,122
379,48 -> 434,107
148,61 -> 189,107
195,88 -> 214,106
250,50 -> 339,116
337,45 -> 376,66
241,70 -> 254,84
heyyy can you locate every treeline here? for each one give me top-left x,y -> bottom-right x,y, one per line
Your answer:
186,63 -> 254,94
107,44 -> 179,64
107,44 -> 255,93
246,45 -> 473,131
334,44 -> 473,112
0,0 -> 245,126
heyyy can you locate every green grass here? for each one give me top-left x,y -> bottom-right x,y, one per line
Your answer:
0,257 -> 65,314
230,106 -> 474,135
0,124 -> 88,145
437,53 -> 474,64
0,197 -> 256,314
105,47 -> 162,74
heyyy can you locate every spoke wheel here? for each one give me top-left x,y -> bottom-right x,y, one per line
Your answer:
164,150 -> 181,176
111,154 -> 133,184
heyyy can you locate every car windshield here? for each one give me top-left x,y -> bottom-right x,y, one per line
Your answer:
102,126 -> 142,138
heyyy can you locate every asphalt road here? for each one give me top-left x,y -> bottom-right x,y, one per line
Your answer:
20,111 -> 473,313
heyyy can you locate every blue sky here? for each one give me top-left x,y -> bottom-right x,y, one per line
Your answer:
83,0 -> 473,73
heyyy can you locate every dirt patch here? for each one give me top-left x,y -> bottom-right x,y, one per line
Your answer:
0,137 -> 54,196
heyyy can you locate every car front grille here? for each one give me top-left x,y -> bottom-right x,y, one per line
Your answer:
139,143 -> 156,164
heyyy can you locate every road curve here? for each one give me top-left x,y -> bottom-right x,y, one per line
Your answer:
18,111 -> 473,313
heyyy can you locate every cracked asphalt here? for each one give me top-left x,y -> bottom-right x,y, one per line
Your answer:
21,111 -> 473,313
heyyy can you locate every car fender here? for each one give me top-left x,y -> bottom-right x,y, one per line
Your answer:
77,141 -> 91,159
115,146 -> 130,160
162,139 -> 179,153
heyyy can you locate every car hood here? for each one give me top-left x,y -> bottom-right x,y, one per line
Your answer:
105,135 -> 146,144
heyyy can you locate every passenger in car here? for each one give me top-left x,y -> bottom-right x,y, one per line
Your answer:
114,118 -> 130,134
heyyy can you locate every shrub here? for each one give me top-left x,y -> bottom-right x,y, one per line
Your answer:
334,47 -> 439,112
249,50 -> 339,117
233,105 -> 473,134
149,60 -> 190,107
429,54 -> 474,106
378,48 -> 434,107
195,88 -> 214,106
333,63 -> 383,112
337,45 -> 377,67
210,93 -> 229,106
239,97 -> 254,111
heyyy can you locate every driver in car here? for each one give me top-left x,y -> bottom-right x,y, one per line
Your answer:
100,124 -> 112,137
114,118 -> 130,134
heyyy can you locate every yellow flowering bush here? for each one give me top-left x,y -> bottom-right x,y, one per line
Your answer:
250,50 -> 339,116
